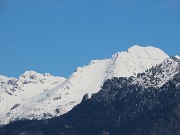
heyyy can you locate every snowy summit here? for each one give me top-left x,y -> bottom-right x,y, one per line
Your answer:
0,45 -> 169,125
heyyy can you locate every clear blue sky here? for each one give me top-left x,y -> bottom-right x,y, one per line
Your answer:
0,0 -> 179,78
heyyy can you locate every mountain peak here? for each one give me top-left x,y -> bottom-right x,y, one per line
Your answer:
175,55 -> 180,59
128,45 -> 169,59
0,45 -> 171,126
113,45 -> 168,60
0,75 -> 11,82
19,71 -> 58,80
110,45 -> 169,77
128,44 -> 144,50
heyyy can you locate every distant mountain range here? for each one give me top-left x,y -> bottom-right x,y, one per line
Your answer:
0,45 -> 179,135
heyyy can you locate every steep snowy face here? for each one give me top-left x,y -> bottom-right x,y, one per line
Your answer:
107,45 -> 169,78
0,45 -> 170,126
0,71 -> 66,125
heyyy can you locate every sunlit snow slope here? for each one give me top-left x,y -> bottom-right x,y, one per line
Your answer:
0,45 -> 169,125
0,71 -> 65,125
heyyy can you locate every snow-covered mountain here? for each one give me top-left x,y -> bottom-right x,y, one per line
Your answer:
175,55 -> 180,59
1,56 -> 179,135
0,71 -> 66,125
0,45 -> 169,125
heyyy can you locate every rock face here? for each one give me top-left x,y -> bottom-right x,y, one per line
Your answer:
0,57 -> 179,135
0,45 -> 169,125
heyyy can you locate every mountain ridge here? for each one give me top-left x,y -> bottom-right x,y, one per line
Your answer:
0,56 -> 179,135
0,45 -> 169,125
